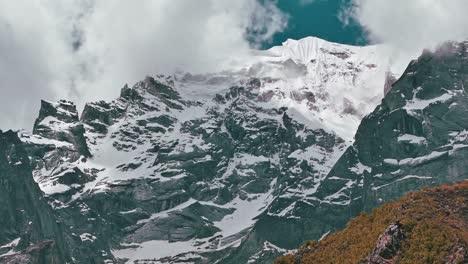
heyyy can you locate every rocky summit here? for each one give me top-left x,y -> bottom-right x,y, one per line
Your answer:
0,37 -> 467,264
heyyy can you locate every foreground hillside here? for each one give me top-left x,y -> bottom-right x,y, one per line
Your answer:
275,181 -> 468,264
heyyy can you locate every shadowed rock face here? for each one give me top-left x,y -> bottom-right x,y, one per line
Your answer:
0,130 -> 116,263
324,41 -> 468,209
33,100 -> 91,158
0,131 -> 67,263
1,240 -> 58,264
26,100 -> 96,201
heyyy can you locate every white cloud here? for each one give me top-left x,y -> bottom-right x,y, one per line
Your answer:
344,0 -> 468,65
0,0 -> 287,130
0,1 -> 74,130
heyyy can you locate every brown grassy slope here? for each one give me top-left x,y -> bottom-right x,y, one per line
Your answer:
275,181 -> 468,264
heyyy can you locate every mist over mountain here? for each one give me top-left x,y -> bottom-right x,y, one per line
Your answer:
2,0 -> 467,130
0,1 -> 467,264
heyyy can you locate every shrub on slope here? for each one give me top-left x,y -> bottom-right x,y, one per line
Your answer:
275,181 -> 468,264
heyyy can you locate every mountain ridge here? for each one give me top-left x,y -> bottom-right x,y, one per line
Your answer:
2,37 -> 467,263
13,36 -> 393,263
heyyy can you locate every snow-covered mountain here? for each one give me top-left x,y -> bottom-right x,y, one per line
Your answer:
305,40 -> 468,237
3,37 -> 399,263
273,40 -> 468,264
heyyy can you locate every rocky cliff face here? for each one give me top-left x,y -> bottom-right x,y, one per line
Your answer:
20,73 -> 349,263
262,41 -> 468,263
0,131 -> 67,263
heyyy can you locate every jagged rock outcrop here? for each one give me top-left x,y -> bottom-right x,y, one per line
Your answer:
359,223 -> 405,264
23,100 -> 101,201
33,100 -> 91,158
80,100 -> 124,134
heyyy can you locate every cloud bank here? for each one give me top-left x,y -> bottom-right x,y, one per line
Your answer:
3,0 -> 468,130
344,0 -> 468,68
0,0 -> 287,130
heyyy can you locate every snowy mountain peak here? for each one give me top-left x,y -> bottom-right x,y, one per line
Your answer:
14,36 -> 400,264
244,37 -> 394,140
271,36 -> 356,64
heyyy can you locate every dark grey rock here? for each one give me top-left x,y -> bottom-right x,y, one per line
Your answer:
0,131 -> 68,263
359,223 -> 405,264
